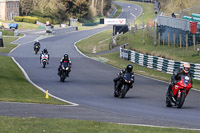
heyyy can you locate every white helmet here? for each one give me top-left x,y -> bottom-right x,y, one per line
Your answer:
183,62 -> 190,74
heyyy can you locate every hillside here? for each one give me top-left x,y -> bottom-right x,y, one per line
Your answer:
158,0 -> 200,16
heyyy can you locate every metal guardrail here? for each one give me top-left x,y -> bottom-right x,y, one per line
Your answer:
157,16 -> 190,31
120,47 -> 200,80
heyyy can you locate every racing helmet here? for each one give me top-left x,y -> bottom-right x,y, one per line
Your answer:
64,54 -> 68,60
183,62 -> 190,74
43,48 -> 47,53
36,40 -> 39,43
127,64 -> 133,73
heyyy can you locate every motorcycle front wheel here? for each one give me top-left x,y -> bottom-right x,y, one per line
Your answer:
60,72 -> 66,82
120,85 -> 129,98
177,92 -> 186,108
42,61 -> 46,68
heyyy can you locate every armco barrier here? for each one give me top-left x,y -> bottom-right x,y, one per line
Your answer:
120,47 -> 200,80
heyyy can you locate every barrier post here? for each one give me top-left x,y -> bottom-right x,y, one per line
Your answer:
173,33 -> 175,48
168,32 -> 170,46
180,34 -> 182,48
158,32 -> 160,46
163,32 -> 164,45
186,34 -> 188,51
193,34 -> 196,51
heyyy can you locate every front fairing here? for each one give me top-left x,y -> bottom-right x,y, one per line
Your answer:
172,75 -> 192,96
61,63 -> 69,71
123,73 -> 134,84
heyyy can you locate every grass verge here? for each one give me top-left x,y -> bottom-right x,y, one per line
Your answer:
117,29 -> 200,63
0,37 -> 18,53
0,116 -> 198,133
76,30 -> 112,54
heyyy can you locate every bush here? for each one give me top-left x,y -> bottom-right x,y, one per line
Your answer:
37,17 -> 53,24
52,19 -> 61,25
23,16 -> 38,24
14,16 -> 23,22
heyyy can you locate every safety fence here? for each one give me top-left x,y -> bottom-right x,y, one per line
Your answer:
157,16 -> 190,31
120,47 -> 200,80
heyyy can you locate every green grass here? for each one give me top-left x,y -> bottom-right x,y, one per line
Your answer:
113,5 -> 123,18
0,20 -> 39,29
0,37 -> 18,53
0,56 -> 67,104
118,29 -> 200,63
76,30 -> 112,54
0,116 -> 198,133
116,0 -> 155,25
0,29 -> 14,36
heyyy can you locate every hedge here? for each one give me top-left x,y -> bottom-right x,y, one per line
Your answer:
14,16 -> 61,24
14,16 -> 23,22
23,16 -> 38,24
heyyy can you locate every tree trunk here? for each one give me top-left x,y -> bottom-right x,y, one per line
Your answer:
91,0 -> 94,10
101,0 -> 104,15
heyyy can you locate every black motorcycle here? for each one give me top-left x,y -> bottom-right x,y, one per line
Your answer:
34,45 -> 40,54
114,73 -> 134,98
59,62 -> 70,82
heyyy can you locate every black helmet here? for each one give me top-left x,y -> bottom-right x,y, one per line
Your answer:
126,64 -> 133,73
43,48 -> 47,53
64,54 -> 68,60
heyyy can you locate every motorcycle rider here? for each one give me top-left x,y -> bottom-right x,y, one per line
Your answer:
34,40 -> 41,49
40,48 -> 49,64
167,62 -> 193,96
58,54 -> 72,77
113,64 -> 135,88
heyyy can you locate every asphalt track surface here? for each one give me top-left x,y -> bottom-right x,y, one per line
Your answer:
2,1 -> 200,130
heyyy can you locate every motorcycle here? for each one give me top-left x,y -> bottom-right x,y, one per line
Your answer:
166,75 -> 192,108
114,73 -> 134,98
59,62 -> 70,82
34,45 -> 40,54
41,54 -> 48,68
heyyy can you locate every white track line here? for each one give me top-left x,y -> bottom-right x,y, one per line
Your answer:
118,123 -> 200,131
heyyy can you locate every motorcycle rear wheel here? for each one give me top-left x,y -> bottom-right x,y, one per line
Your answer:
114,89 -> 119,97
166,96 -> 172,107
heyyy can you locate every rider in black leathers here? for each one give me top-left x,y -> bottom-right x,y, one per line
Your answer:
167,62 -> 192,95
58,54 -> 72,76
113,64 -> 135,88
40,48 -> 49,64
34,40 -> 41,49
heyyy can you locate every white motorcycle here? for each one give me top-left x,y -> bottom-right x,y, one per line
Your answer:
41,54 -> 49,68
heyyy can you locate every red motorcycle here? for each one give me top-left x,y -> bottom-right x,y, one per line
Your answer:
166,75 -> 192,108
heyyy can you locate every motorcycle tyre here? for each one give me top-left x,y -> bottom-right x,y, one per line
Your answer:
166,96 -> 172,107
177,92 -> 186,108
120,85 -> 128,98
43,61 -> 46,68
